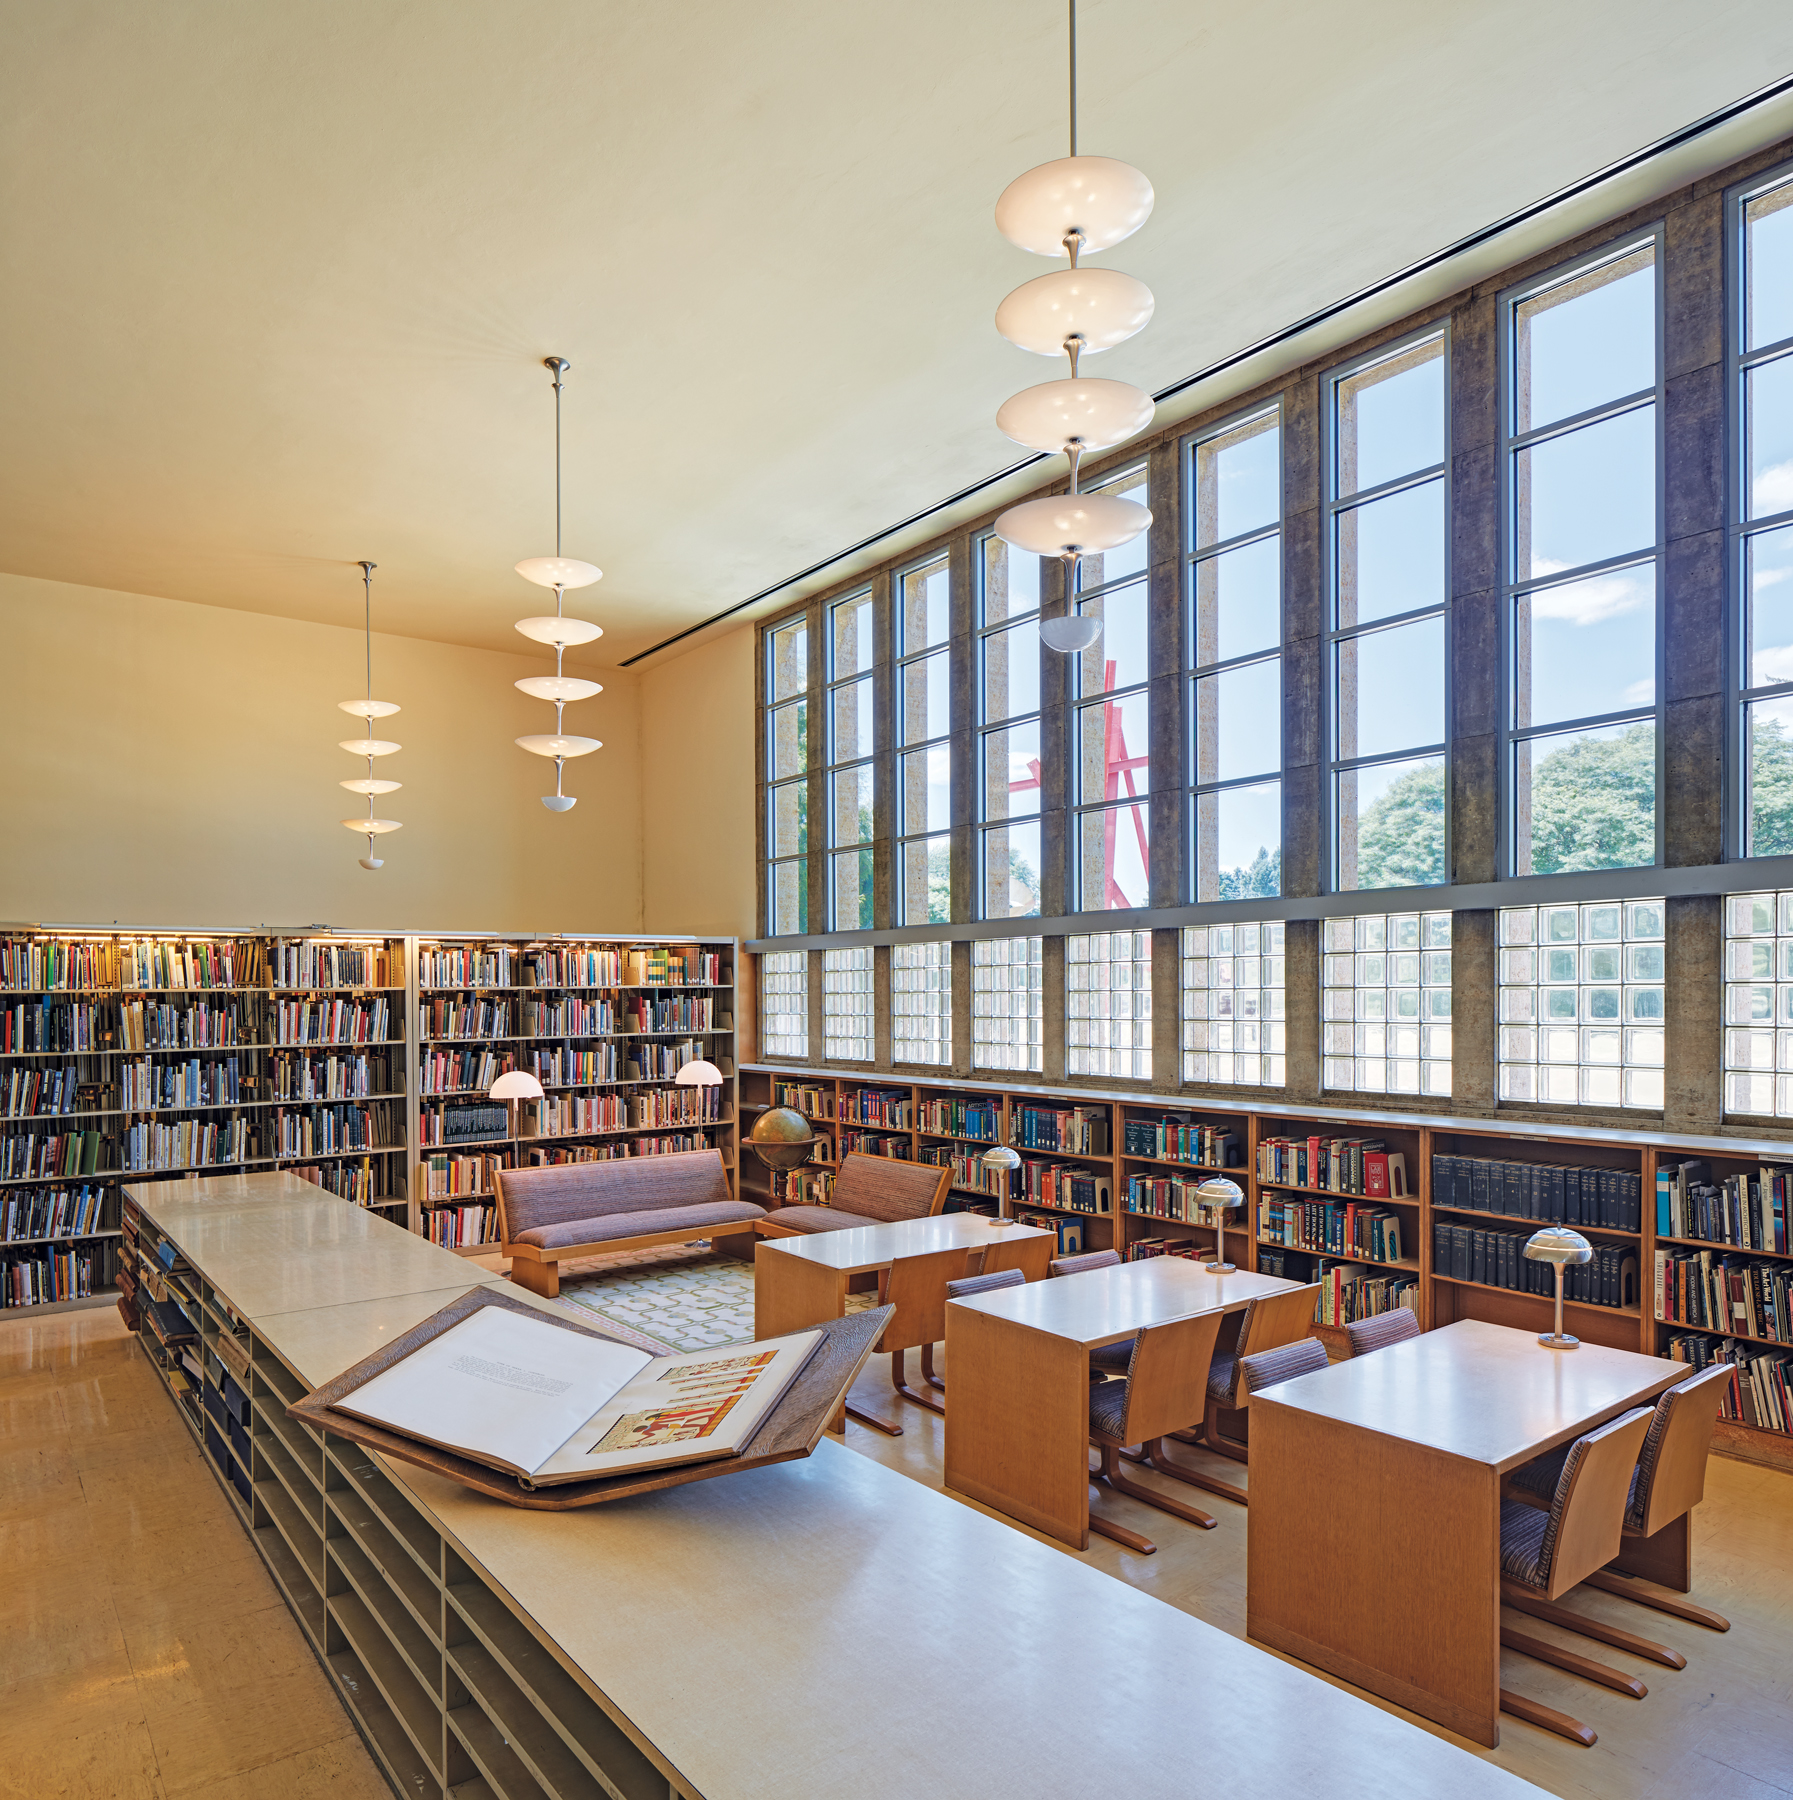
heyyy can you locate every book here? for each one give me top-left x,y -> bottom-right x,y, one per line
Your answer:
331,1304 -> 823,1487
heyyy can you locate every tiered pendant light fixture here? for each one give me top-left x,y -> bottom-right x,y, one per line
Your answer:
514,356 -> 603,812
338,559 -> 402,870
992,0 -> 1156,654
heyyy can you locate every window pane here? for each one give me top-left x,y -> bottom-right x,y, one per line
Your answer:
973,935 -> 1043,1072
1193,779 -> 1281,902
1721,885 -> 1793,1117
760,950 -> 808,1056
1076,580 -> 1149,694
1193,535 -> 1279,665
768,619 -> 807,702
830,849 -> 873,931
981,619 -> 1040,723
1514,719 -> 1656,876
1514,564 -> 1655,728
769,698 -> 807,779
822,946 -> 873,1061
1076,802 -> 1149,911
1514,246 -> 1655,433
1746,353 -> 1793,521
900,557 -> 950,652
891,940 -> 951,1064
900,651 -> 949,745
830,677 -> 872,762
769,779 -> 807,856
1335,477 -> 1444,627
1322,910 -> 1451,1093
982,721 -> 1041,821
1336,614 -> 1445,761
900,746 -> 950,835
1747,522 -> 1793,688
1748,694 -> 1793,857
770,861 -> 807,936
1066,931 -> 1151,1079
1194,410 -> 1278,547
829,765 -> 873,845
830,594 -> 873,678
1337,755 -> 1445,892
1181,921 -> 1285,1086
1078,691 -> 1150,800
1195,659 -> 1279,784
1746,179 -> 1793,353
982,821 -> 1042,921
1078,468 -> 1150,590
980,536 -> 1041,625
898,836 -> 951,926
1336,338 -> 1444,495
1514,405 -> 1655,579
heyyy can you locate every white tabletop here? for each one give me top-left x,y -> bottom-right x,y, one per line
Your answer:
758,1211 -> 1052,1274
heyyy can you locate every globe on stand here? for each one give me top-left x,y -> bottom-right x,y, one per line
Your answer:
747,1106 -> 819,1172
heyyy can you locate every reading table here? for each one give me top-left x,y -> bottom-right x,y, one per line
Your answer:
1246,1318 -> 1682,1747
943,1257 -> 1296,1549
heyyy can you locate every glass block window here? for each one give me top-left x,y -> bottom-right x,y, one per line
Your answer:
765,616 -> 810,934
1497,900 -> 1664,1108
1181,923 -> 1285,1086
1734,167 -> 1793,855
897,553 -> 953,925
1327,330 -> 1449,891
1073,465 -> 1152,911
822,946 -> 873,1062
1503,236 -> 1662,876
1321,911 -> 1452,1096
826,591 -> 876,930
1188,405 -> 1281,901
891,940 -> 951,1065
1067,930 -> 1152,1080
760,950 -> 808,1059
1722,891 -> 1793,1116
977,532 -> 1044,919
972,937 -> 1043,1072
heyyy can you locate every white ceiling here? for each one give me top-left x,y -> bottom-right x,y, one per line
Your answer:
5,1 -> 1793,666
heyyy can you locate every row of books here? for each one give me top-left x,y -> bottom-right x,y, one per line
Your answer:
415,945 -> 726,991
422,1102 -> 510,1146
424,1202 -> 499,1249
1257,1135 -> 1403,1196
527,1046 -> 622,1086
1017,1161 -> 1111,1214
290,1158 -> 399,1204
270,1051 -> 395,1101
619,997 -> 717,1035
0,1128 -> 105,1179
1015,1105 -> 1109,1154
1125,1238 -> 1204,1264
1122,1118 -> 1241,1166
1,1184 -> 112,1242
126,1104 -> 401,1169
123,938 -> 262,991
0,937 -> 119,992
419,946 -> 515,988
769,1168 -> 834,1206
266,940 -> 391,991
1655,1248 -> 1790,1344
1124,1173 -> 1219,1224
919,1145 -> 1007,1196
1013,1210 -> 1085,1254
1254,1253 -> 1418,1326
919,1097 -> 1001,1141
421,1047 -> 511,1095
121,1000 -> 245,1049
121,1055 -> 243,1110
419,999 -> 515,1041
620,947 -> 723,987
1431,1222 -> 1639,1309
1665,1332 -> 1792,1435
1659,1159 -> 1790,1254
1261,1196 -> 1404,1263
530,1086 -> 721,1136
1432,1155 -> 1641,1230
839,1130 -> 915,1160
841,1088 -> 913,1128
3,1064 -> 104,1117
518,998 -> 616,1036
2,1000 -> 108,1052
774,1083 -> 835,1118
1,1240 -> 118,1307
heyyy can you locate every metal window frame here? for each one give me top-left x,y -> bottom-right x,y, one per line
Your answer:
823,586 -> 876,931
763,615 -> 813,936
1728,156 -> 1793,860
1496,225 -> 1667,877
1321,322 -> 1454,894
894,548 -> 955,926
973,527 -> 1045,922
1183,399 -> 1284,902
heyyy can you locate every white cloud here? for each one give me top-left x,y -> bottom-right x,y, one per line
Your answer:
1754,460 -> 1793,518
1528,561 -> 1651,626
1620,677 -> 1655,707
1755,642 -> 1793,685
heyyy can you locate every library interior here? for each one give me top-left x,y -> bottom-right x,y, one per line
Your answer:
8,7 -> 1793,1800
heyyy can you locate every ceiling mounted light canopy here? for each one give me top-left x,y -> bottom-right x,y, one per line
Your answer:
337,560 -> 402,869
990,0 -> 1156,651
513,356 -> 603,812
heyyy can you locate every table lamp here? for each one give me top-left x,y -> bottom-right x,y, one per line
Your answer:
489,1069 -> 544,1139
1193,1176 -> 1244,1273
1524,1226 -> 1593,1348
980,1144 -> 1022,1223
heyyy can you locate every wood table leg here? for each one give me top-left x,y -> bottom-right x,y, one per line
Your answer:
944,1308 -> 1089,1550
754,1245 -> 850,1431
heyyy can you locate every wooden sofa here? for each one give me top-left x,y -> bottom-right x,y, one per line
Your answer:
756,1152 -> 951,1237
495,1149 -> 767,1298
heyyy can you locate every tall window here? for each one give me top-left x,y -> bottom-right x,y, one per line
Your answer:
977,535 -> 1043,918
1327,330 -> 1449,891
1189,406 -> 1281,899
1181,922 -> 1285,1086
1067,930 -> 1151,1079
765,617 -> 809,934
1735,169 -> 1793,855
891,940 -> 951,1064
1321,911 -> 1452,1096
1723,891 -> 1793,1117
826,592 -> 875,929
760,951 -> 808,1059
1503,236 -> 1662,874
972,937 -> 1043,1072
897,554 -> 952,924
822,946 -> 873,1062
1497,900 -> 1664,1108
1074,465 -> 1152,910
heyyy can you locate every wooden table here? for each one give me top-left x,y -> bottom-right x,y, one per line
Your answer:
943,1257 -> 1296,1550
754,1214 -> 1055,1431
1246,1317 -> 1682,1747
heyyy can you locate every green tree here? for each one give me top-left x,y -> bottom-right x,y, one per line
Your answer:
1526,723 -> 1655,873
1356,762 -> 1446,889
1750,710 -> 1793,855
1219,846 -> 1280,900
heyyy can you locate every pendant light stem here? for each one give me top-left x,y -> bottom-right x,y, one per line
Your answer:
1068,0 -> 1077,158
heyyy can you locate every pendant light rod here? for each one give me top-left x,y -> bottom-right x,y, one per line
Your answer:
1068,0 -> 1077,158
358,560 -> 375,704
544,356 -> 569,561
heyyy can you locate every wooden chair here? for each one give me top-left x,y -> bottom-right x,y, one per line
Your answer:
848,1244 -> 971,1434
756,1153 -> 951,1238
1049,1249 -> 1134,1377
923,1240 -> 1046,1391
1086,1312 -> 1227,1554
1163,1282 -> 1322,1506
925,1267 -> 1024,1397
1497,1406 -> 1656,1748
1341,1307 -> 1420,1357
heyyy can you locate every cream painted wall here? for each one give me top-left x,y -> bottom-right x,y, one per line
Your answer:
639,624 -> 757,941
0,572 -> 643,933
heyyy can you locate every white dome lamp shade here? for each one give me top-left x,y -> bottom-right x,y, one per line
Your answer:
996,378 -> 1154,455
514,675 -> 604,703
337,698 -> 401,719
515,616 -> 603,648
996,154 -> 1154,258
994,492 -> 1152,558
490,1068 -> 545,1137
339,777 -> 402,796
995,268 -> 1154,367
516,733 -> 603,758
339,561 -> 402,869
673,1059 -> 724,1086
1037,615 -> 1104,655
515,555 -> 601,589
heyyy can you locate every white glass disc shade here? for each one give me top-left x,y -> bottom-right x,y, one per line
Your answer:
995,155 -> 1155,256
1038,616 -> 1103,655
339,778 -> 402,795
996,268 -> 1154,356
340,818 -> 402,834
996,378 -> 1154,453
515,733 -> 602,757
337,699 -> 401,719
994,493 -> 1152,556
515,556 -> 602,589
514,675 -> 604,703
490,1071 -> 545,1101
515,616 -> 603,647
338,738 -> 401,757
674,1059 -> 724,1087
